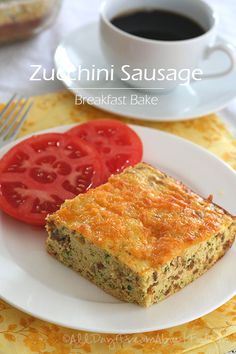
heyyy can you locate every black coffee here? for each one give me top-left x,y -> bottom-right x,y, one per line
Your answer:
111,9 -> 205,41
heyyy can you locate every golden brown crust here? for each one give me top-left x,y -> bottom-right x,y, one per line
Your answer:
0,0 -> 58,43
47,163 -> 235,270
143,162 -> 236,221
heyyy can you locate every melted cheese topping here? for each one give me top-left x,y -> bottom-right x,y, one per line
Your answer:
49,163 -> 234,270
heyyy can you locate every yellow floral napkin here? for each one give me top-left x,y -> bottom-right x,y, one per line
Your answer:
0,90 -> 236,354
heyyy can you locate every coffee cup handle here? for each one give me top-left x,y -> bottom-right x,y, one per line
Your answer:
200,42 -> 236,79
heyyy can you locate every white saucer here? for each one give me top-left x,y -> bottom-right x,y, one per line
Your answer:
55,22 -> 236,122
1,124 -> 236,333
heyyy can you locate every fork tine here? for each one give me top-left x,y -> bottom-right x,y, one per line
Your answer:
0,95 -> 23,136
7,101 -> 33,141
0,93 -> 17,124
2,98 -> 29,139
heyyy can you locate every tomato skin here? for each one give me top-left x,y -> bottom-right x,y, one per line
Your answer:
0,121 -> 143,226
68,119 -> 143,180
0,133 -> 104,226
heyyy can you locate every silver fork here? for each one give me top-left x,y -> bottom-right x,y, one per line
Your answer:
0,94 -> 33,148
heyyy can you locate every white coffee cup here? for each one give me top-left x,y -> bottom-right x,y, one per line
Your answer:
99,0 -> 236,91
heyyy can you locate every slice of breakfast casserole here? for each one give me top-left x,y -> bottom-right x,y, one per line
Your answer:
46,163 -> 236,307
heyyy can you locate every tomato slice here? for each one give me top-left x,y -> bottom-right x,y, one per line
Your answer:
0,133 -> 104,226
68,119 -> 143,180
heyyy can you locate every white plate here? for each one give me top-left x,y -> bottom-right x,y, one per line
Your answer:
0,124 -> 236,334
55,22 -> 236,122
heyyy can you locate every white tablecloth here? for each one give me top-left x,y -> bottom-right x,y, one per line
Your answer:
0,0 -> 236,129
0,0 -> 102,100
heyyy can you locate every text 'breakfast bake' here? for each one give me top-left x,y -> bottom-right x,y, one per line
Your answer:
46,163 -> 236,307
